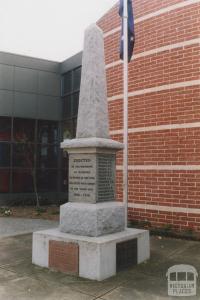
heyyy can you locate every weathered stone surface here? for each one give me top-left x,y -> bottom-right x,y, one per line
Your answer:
59,202 -> 125,237
61,137 -> 123,150
32,22 -> 150,282
76,24 -> 109,139
68,152 -> 116,204
33,227 -> 150,281
68,153 -> 97,203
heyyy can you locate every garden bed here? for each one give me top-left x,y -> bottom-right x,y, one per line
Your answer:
0,206 -> 60,221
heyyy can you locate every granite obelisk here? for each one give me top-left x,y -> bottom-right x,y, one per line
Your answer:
76,24 -> 109,139
59,24 -> 125,236
32,24 -> 150,281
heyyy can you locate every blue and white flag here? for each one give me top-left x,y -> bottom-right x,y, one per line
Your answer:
119,0 -> 135,62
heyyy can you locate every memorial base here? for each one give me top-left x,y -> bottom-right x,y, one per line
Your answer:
60,202 -> 125,237
32,228 -> 150,281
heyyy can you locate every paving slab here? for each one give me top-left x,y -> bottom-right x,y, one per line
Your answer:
65,273 -> 128,298
0,233 -> 199,299
0,217 -> 58,238
100,271 -> 199,300
0,275 -> 94,300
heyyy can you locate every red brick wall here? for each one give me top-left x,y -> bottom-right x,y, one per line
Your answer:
97,0 -> 200,234
104,3 -> 200,65
106,44 -> 200,97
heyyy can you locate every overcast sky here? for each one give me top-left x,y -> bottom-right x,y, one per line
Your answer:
0,0 -> 117,62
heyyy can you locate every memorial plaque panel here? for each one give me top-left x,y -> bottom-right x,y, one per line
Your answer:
69,154 -> 96,203
49,241 -> 79,275
97,154 -> 115,202
116,239 -> 138,271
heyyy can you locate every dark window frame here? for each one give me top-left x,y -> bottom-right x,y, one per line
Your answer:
61,65 -> 81,193
0,116 -> 61,194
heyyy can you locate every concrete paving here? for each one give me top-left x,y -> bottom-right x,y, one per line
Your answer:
0,217 -> 58,237
0,230 -> 199,299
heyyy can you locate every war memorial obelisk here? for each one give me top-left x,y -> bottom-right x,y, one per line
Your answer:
32,24 -> 150,281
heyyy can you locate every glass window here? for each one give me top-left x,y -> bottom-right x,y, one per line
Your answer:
73,67 -> 81,91
37,145 -> 58,168
37,121 -> 58,144
0,116 -> 61,194
0,143 -> 10,167
12,169 -> 34,193
13,143 -> 34,168
0,170 -> 10,193
63,71 -> 72,95
37,169 -> 58,192
13,118 -> 35,142
73,118 -> 77,136
61,169 -> 68,192
63,96 -> 72,119
62,67 -> 81,123
62,150 -> 68,169
0,117 -> 11,141
62,121 -> 74,140
72,92 -> 79,117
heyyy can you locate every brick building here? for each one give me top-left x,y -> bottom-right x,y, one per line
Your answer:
0,0 -> 200,234
97,0 -> 200,234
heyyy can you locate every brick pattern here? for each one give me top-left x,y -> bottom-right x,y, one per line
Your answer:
133,0 -> 184,18
112,127 -> 200,166
129,207 -> 200,233
103,3 -> 200,65
97,0 -> 200,233
106,44 -> 200,97
134,3 -> 200,54
98,4 -> 120,35
97,0 -> 187,35
128,170 -> 200,208
49,241 -> 79,275
129,128 -> 200,165
108,86 -> 200,130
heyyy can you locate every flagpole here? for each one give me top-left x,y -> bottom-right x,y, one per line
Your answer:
123,0 -> 128,228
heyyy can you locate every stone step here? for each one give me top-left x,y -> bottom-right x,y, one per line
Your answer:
32,227 -> 150,281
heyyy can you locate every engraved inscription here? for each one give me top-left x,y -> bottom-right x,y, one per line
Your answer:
97,154 -> 115,202
69,154 -> 96,202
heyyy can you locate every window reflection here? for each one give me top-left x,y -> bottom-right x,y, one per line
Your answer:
12,169 -> 34,193
0,170 -> 10,193
38,121 -> 58,144
37,145 -> 58,169
63,96 -> 72,119
0,117 -> 11,141
0,116 -> 61,195
62,150 -> 68,169
62,169 -> 68,192
61,67 -> 81,202
72,92 -> 79,117
37,169 -> 57,192
63,121 -> 74,139
63,71 -> 72,95
73,118 -> 77,135
13,118 -> 35,142
13,143 -> 34,168
62,67 -> 81,122
73,67 -> 81,92
0,143 -> 10,167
